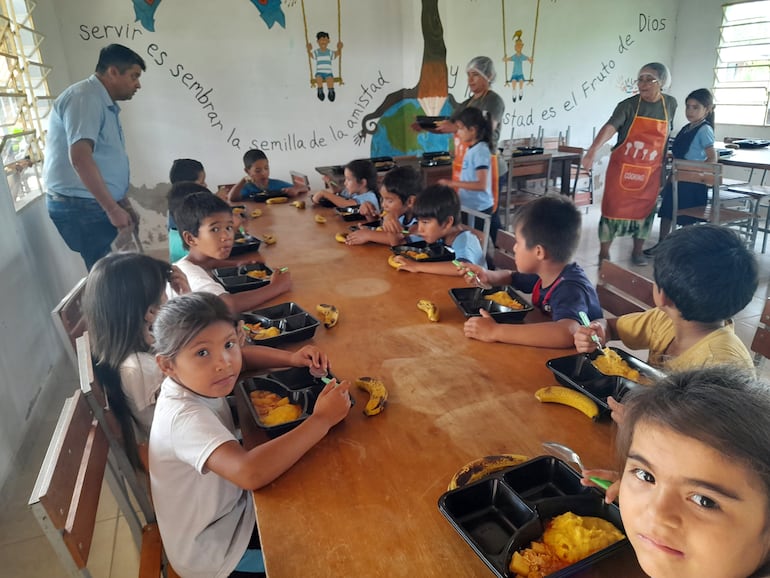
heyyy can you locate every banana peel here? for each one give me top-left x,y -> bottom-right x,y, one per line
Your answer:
535,386 -> 599,421
316,304 -> 339,328
417,299 -> 439,322
447,454 -> 530,490
388,254 -> 403,269
250,208 -> 262,218
335,232 -> 348,243
314,214 -> 327,224
291,200 -> 306,209
266,196 -> 289,204
354,377 -> 388,416
262,234 -> 277,245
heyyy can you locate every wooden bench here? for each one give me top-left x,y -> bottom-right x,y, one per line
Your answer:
597,260 -> 655,316
492,229 -> 516,270
51,276 -> 88,368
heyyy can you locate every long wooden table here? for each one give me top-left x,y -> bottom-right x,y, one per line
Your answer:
234,200 -> 644,577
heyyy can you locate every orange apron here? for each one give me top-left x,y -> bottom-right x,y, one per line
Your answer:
602,97 -> 669,220
452,135 -> 468,182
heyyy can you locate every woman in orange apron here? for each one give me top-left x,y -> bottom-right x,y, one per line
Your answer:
583,63 -> 677,266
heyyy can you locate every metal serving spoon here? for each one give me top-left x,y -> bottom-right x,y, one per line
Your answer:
542,441 -> 613,490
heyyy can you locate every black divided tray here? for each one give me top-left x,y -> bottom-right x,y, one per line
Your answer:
416,116 -> 449,130
512,146 -> 545,157
213,263 -> 273,293
349,219 -> 383,231
230,232 -> 261,256
241,302 -> 319,347
247,189 -> 287,202
449,286 -> 533,323
733,139 -> 770,149
391,240 -> 455,262
546,347 -> 665,416
335,206 -> 368,221
238,368 -> 349,438
439,456 -> 629,578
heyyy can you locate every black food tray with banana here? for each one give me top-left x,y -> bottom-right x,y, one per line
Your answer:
391,240 -> 456,262
213,263 -> 273,293
438,456 -> 630,578
241,302 -> 319,347
449,286 -> 533,323
229,232 -> 262,256
546,348 -> 665,415
248,189 -> 289,202
334,206 -> 369,221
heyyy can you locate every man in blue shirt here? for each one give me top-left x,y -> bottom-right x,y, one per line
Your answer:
44,44 -> 145,270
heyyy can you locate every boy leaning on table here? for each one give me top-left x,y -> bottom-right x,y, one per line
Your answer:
461,195 -> 602,348
172,191 -> 292,315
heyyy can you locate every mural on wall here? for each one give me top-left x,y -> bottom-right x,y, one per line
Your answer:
356,0 -> 457,158
503,29 -> 534,103
131,0 -> 288,32
301,0 -> 343,102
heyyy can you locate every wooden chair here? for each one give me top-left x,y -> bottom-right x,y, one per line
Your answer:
671,159 -> 758,246
492,229 -> 516,270
459,206 -> 492,257
557,144 -> 593,207
751,297 -> 770,368
597,260 -> 655,316
51,276 -> 88,368
501,153 -> 553,230
28,389 -> 177,578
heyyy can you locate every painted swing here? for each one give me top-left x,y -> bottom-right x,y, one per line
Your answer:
302,0 -> 344,101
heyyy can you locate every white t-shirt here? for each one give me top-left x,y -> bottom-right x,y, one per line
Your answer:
149,377 -> 254,578
119,351 -> 163,442
174,255 -> 227,296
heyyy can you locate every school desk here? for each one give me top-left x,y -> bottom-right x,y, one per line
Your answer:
233,201 -> 645,577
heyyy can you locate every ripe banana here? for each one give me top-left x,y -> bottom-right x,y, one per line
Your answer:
417,299 -> 439,322
335,232 -> 348,243
315,304 -> 339,328
250,208 -> 262,218
447,454 -> 530,491
266,196 -> 289,204
262,234 -> 277,245
534,386 -> 599,421
388,254 -> 403,269
354,377 -> 388,416
314,214 -> 327,224
291,200 -> 306,209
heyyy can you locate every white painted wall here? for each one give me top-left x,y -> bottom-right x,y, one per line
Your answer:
1,0 -> 766,490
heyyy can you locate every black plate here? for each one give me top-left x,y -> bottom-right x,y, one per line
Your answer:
449,287 -> 533,323
335,206 -> 368,221
241,302 -> 319,347
229,233 -> 261,256
438,456 -> 629,578
349,219 -> 383,231
248,189 -> 288,202
416,116 -> 449,130
733,139 -> 770,149
546,348 -> 665,416
512,146 -> 544,157
391,240 -> 455,262
213,263 -> 273,293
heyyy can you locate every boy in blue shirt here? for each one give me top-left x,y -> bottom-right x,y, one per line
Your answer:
228,149 -> 308,202
462,195 -> 601,348
168,158 -> 206,262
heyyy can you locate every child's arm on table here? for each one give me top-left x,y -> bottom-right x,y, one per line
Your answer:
228,178 -> 249,202
205,380 -> 352,490
219,270 -> 292,314
573,318 -> 619,353
240,343 -> 329,374
311,189 -> 357,208
346,227 -> 404,246
464,315 -> 580,348
395,257 -> 467,276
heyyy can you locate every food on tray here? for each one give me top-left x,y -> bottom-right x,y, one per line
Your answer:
245,269 -> 269,280
447,454 -> 529,490
316,304 -> 339,328
592,348 -> 641,382
417,299 -> 439,322
354,377 -> 388,416
266,196 -> 289,204
535,386 -> 599,420
243,322 -> 281,340
509,512 -> 625,578
405,250 -> 429,260
234,237 -> 248,244
249,390 -> 302,426
483,291 -> 525,309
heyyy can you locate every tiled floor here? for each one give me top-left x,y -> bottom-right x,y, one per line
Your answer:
2,200 -> 769,577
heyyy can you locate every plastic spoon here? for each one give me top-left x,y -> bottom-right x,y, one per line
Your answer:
578,311 -> 607,356
452,259 -> 492,290
542,442 -> 613,490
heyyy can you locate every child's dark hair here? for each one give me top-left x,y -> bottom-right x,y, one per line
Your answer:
686,88 -> 715,127
83,252 -> 172,470
243,149 -> 268,169
413,184 -> 460,225
173,191 -> 232,249
153,292 -> 237,361
455,107 -> 493,153
167,182 -> 211,229
345,159 -> 378,193
617,365 -> 770,508
513,195 -> 581,263
169,159 -> 204,184
316,31 -> 330,40
382,166 -> 421,203
653,224 -> 757,322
